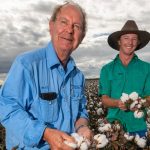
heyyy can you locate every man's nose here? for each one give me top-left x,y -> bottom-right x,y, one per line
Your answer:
66,24 -> 74,34
128,39 -> 133,44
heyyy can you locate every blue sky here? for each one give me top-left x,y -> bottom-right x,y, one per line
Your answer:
0,0 -> 150,79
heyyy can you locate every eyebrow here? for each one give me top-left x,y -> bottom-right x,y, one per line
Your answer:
58,17 -> 82,26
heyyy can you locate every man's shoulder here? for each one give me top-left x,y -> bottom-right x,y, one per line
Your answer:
74,67 -> 84,77
137,58 -> 150,66
16,46 -> 46,65
102,59 -> 115,70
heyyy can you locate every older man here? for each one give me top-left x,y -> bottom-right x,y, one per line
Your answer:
99,20 -> 150,137
0,2 -> 92,149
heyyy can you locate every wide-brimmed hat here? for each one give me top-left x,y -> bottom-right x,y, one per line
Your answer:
108,20 -> 150,51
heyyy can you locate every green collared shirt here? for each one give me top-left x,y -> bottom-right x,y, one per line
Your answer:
99,54 -> 150,132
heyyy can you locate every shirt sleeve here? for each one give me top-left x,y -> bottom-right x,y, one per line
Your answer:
143,64 -> 150,97
0,58 -> 46,148
99,66 -> 111,97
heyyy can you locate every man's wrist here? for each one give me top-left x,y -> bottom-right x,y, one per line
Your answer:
75,124 -> 89,132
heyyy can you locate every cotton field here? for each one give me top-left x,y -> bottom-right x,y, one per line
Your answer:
85,79 -> 150,150
0,79 -> 150,149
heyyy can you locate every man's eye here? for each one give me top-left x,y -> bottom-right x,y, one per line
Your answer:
133,38 -> 138,41
74,24 -> 81,31
60,20 -> 67,25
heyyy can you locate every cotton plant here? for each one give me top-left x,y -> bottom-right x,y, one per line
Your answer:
124,132 -> 147,148
64,133 -> 90,150
124,133 -> 134,141
135,134 -> 147,148
98,120 -> 121,133
96,108 -> 104,116
120,92 -> 149,118
93,134 -> 109,148
98,123 -> 112,132
96,120 -> 122,148
134,110 -> 144,118
84,80 -> 150,149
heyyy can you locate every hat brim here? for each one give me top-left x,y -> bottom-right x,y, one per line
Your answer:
108,30 -> 150,51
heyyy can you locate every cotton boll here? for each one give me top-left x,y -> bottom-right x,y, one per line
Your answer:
89,104 -> 93,108
147,109 -> 150,117
94,134 -> 101,140
97,118 -> 104,123
71,133 -> 80,140
96,108 -> 104,115
130,101 -> 138,109
94,134 -> 109,148
141,99 -> 146,104
120,93 -> 129,102
124,133 -> 134,141
129,92 -> 138,101
80,141 -> 89,150
71,133 -> 84,147
96,140 -> 108,149
64,141 -> 77,149
99,102 -> 102,106
134,110 -> 144,118
137,104 -> 142,109
135,135 -> 146,148
98,123 -> 111,132
94,134 -> 107,142
146,121 -> 150,129
71,133 -> 90,149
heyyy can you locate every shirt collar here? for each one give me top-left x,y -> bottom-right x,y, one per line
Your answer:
46,42 -> 60,68
114,54 -> 138,64
46,42 -> 76,71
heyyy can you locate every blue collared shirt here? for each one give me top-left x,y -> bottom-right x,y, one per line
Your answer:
0,42 -> 88,149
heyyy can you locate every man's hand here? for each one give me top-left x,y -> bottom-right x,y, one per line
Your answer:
77,126 -> 93,141
117,101 -> 127,110
43,128 -> 76,150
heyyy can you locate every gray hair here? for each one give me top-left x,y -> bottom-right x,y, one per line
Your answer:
50,1 -> 87,37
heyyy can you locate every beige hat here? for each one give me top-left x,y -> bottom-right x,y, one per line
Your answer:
108,20 -> 150,51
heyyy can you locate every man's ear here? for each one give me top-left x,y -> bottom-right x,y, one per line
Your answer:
118,40 -> 120,46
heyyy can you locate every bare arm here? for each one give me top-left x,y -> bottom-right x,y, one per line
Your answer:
102,95 -> 127,110
75,118 -> 93,141
146,96 -> 150,105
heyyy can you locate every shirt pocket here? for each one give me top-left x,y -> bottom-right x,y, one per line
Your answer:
71,85 -> 83,120
39,96 -> 59,123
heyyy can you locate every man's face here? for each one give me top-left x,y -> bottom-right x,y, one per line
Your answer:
49,5 -> 84,62
118,33 -> 139,56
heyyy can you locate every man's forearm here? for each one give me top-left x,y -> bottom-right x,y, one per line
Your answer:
75,118 -> 89,132
102,95 -> 119,108
146,96 -> 150,105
